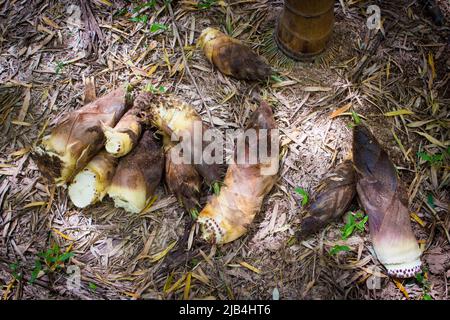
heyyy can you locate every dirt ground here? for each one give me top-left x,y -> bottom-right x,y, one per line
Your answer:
0,0 -> 449,300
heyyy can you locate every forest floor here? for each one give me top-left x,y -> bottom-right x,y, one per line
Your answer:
0,0 -> 449,300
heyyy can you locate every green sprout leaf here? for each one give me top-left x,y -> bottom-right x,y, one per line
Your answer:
341,211 -> 368,240
423,293 -> 432,300
198,0 -> 217,10
427,194 -> 435,208
30,243 -> 74,282
144,83 -> 166,93
417,151 -> 444,165
10,262 -> 22,280
415,271 -> 432,300
130,15 -> 149,24
132,0 -> 156,13
415,272 -> 425,284
190,208 -> 199,220
57,252 -> 74,263
354,211 -> 364,219
10,262 -> 18,272
55,61 -> 66,74
417,151 -> 432,162
341,224 -> 355,240
270,74 -> 283,83
150,23 -> 168,33
286,236 -> 297,246
189,258 -> 200,267
88,282 -> 98,292
351,110 -> 361,125
212,182 -> 221,196
113,7 -> 128,17
294,187 -> 309,207
29,260 -> 42,284
355,215 -> 369,231
329,245 -> 350,256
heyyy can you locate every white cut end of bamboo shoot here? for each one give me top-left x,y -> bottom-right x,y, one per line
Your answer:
107,185 -> 146,214
68,170 -> 98,208
104,131 -> 133,158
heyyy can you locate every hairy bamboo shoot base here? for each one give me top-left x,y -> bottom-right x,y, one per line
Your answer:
197,216 -> 226,244
383,260 -> 422,279
374,241 -> 422,278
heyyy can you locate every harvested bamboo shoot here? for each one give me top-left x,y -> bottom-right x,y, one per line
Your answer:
142,92 -> 224,186
353,125 -> 422,278
297,160 -> 356,239
197,101 -> 279,244
68,150 -> 118,208
107,130 -> 164,213
32,88 -> 130,185
198,27 -> 272,81
165,144 -> 202,215
103,108 -> 142,157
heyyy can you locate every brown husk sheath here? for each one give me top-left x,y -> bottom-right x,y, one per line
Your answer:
165,144 -> 202,215
139,92 -> 224,186
197,101 -> 279,244
297,159 -> 356,240
353,125 -> 422,278
32,88 -> 130,185
197,27 -> 272,81
107,130 -> 164,213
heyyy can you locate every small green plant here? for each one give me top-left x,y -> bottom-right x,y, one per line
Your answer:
88,282 -> 98,292
150,23 -> 168,33
415,271 -> 433,300
417,147 -> 450,166
294,187 -> 309,207
286,236 -> 297,246
415,271 -> 425,283
329,245 -> 350,255
341,211 -> 368,240
189,258 -> 200,267
197,0 -> 217,10
119,1 -> 156,20
113,7 -> 128,17
29,244 -> 74,284
427,193 -> 435,208
212,181 -> 221,196
9,262 -> 22,280
422,293 -> 432,300
130,14 -> 149,24
144,83 -> 167,93
30,260 -> 42,284
132,0 -> 156,13
347,110 -> 361,128
270,74 -> 284,83
327,211 -> 367,256
418,151 -> 443,164
190,208 -> 199,220
55,61 -> 66,74
351,110 -> 361,125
